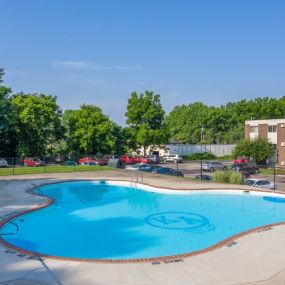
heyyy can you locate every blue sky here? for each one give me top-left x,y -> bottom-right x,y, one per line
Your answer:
1,0 -> 285,125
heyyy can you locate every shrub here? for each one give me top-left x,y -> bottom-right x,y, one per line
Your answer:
218,154 -> 233,160
213,171 -> 230,183
213,171 -> 243,184
228,171 -> 243,184
182,152 -> 216,161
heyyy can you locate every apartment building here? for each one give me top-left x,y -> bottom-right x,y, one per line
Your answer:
245,119 -> 285,166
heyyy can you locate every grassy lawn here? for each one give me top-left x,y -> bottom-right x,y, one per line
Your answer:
259,168 -> 285,175
0,165 -> 114,176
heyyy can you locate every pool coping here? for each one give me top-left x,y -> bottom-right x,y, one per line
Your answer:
1,178 -> 285,264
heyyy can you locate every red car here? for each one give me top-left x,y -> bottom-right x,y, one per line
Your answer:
23,158 -> 45,167
79,157 -> 97,165
136,156 -> 152,164
94,156 -> 109,166
119,155 -> 137,165
234,157 -> 248,164
79,156 -> 109,166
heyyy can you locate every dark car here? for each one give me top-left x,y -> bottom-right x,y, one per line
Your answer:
232,163 -> 259,174
195,174 -> 212,181
152,167 -> 184,177
62,160 -> 77,166
139,164 -> 163,173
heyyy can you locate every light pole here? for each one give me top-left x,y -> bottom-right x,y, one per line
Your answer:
200,144 -> 203,181
274,150 -> 279,190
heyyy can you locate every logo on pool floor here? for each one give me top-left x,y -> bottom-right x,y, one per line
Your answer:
145,212 -> 209,230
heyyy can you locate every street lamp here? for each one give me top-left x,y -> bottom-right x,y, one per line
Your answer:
200,144 -> 203,181
274,149 -> 279,190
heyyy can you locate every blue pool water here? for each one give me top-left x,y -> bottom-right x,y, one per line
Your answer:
1,181 -> 285,260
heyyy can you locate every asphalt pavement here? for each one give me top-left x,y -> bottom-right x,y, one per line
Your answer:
160,161 -> 285,191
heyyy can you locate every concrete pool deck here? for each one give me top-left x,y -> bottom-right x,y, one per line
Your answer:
1,170 -> 285,285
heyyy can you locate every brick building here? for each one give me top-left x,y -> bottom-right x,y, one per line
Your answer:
245,119 -> 285,166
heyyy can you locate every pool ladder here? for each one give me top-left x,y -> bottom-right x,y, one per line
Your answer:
0,216 -> 19,236
130,171 -> 143,188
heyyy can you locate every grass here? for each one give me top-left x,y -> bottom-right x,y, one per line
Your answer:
259,168 -> 285,175
0,165 -> 114,176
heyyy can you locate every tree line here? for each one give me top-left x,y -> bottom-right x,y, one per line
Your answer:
166,98 -> 285,144
1,67 -> 284,158
0,69 -> 168,157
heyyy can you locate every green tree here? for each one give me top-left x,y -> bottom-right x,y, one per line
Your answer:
63,105 -> 118,154
166,96 -> 285,144
0,69 -> 17,157
125,91 -> 169,155
11,93 -> 63,157
233,138 -> 275,164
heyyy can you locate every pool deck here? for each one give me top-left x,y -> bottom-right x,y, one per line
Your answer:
1,170 -> 285,285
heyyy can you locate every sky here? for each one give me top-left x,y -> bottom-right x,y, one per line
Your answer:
1,0 -> 285,125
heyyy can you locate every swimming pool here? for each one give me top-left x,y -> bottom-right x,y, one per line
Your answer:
1,180 -> 285,261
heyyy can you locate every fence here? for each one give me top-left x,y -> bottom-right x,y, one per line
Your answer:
0,156 -> 113,176
166,144 -> 236,157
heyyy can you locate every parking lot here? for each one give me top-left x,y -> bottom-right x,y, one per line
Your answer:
161,160 -> 285,191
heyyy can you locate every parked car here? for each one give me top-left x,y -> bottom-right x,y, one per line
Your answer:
234,157 -> 248,164
62,160 -> 77,166
163,154 -> 183,163
147,155 -> 160,164
244,178 -> 275,190
152,167 -> 184,177
79,156 -> 101,165
119,155 -> 137,165
125,163 -> 141,171
135,156 -> 152,164
202,161 -> 227,172
139,164 -> 163,173
79,156 -> 95,164
23,158 -> 45,167
0,158 -> 8,168
81,161 -> 99,166
232,163 -> 259,174
195,174 -> 212,181
94,156 -> 109,166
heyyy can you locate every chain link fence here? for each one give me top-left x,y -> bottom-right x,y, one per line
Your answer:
0,155 -> 115,176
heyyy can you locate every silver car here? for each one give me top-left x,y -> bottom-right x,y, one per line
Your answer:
202,161 -> 227,172
0,158 -> 8,168
244,179 -> 275,190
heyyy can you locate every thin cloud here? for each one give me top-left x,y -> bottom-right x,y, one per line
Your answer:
52,61 -> 146,71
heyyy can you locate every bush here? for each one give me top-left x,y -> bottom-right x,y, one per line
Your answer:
182,152 -> 216,161
213,171 -> 230,183
228,171 -> 243,184
213,171 -> 243,184
218,154 -> 233,160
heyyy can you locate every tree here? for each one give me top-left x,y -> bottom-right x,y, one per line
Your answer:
125,91 -> 169,155
232,138 -> 275,164
0,68 -> 17,157
11,93 -> 63,157
166,96 -> 285,144
63,105 -> 118,154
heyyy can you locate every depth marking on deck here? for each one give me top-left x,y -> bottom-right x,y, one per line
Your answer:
152,259 -> 184,265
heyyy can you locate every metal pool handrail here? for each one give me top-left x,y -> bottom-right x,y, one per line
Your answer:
130,171 -> 144,188
0,216 -> 19,236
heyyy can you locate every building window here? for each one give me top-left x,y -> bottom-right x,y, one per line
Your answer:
268,125 -> 277,133
250,126 -> 258,133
